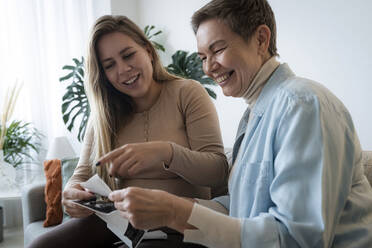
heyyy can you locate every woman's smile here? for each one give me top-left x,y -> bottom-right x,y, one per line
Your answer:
122,73 -> 140,86
215,71 -> 234,86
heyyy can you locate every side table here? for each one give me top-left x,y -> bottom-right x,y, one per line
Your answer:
0,189 -> 23,243
0,189 -> 22,227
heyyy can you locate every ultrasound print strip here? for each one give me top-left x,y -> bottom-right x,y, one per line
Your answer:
124,223 -> 146,247
74,199 -> 116,214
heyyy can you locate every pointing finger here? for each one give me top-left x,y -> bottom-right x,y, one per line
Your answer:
96,145 -> 128,166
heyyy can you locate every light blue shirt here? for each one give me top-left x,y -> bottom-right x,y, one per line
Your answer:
216,64 -> 372,247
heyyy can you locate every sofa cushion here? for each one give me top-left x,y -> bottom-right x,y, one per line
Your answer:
61,157 -> 79,220
61,157 -> 79,191
24,218 -> 69,246
363,151 -> 372,186
43,159 -> 63,227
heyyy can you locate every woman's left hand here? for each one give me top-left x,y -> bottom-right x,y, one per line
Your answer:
108,187 -> 195,232
96,141 -> 172,178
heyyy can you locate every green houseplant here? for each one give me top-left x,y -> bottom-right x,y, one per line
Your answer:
59,57 -> 89,142
143,25 -> 165,52
0,120 -> 43,168
166,50 -> 216,99
0,83 -> 43,168
60,25 -> 216,141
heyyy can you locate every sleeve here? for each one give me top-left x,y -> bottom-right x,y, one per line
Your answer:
240,94 -> 353,247
165,80 -> 229,187
196,198 -> 229,214
185,195 -> 231,245
213,195 -> 230,211
183,203 -> 241,248
65,125 -> 94,189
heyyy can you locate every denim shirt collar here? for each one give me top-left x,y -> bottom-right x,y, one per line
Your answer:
232,64 -> 295,163
251,63 -> 295,117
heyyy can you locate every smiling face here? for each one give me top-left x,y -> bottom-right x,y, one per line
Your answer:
97,32 -> 158,107
196,19 -> 269,97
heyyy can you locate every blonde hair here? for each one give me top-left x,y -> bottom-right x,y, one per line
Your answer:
85,15 -> 179,189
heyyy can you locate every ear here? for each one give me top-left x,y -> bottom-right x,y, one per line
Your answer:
145,44 -> 154,63
255,24 -> 271,56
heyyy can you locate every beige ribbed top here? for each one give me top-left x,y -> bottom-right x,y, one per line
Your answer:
66,79 -> 228,199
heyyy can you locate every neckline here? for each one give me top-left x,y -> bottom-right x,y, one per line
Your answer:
133,82 -> 165,115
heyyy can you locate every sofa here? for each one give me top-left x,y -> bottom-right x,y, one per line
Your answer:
22,150 -> 372,246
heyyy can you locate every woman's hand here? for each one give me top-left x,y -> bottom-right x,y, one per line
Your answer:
62,184 -> 95,218
96,141 -> 173,178
109,187 -> 195,232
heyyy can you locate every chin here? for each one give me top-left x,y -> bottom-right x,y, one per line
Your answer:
221,87 -> 237,98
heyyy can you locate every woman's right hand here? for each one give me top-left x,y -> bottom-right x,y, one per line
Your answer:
62,184 -> 95,218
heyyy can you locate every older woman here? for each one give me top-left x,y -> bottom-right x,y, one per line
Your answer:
108,0 -> 372,247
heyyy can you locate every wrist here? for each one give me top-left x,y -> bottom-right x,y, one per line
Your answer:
167,194 -> 178,229
167,195 -> 195,233
158,141 -> 173,166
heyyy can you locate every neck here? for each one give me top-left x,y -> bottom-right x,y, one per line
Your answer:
242,56 -> 280,105
134,81 -> 163,113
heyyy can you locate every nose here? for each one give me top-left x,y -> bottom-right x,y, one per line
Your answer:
203,56 -> 218,76
118,60 -> 132,75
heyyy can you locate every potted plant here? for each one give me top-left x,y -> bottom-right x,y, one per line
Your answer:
0,83 -> 43,190
1,120 -> 43,168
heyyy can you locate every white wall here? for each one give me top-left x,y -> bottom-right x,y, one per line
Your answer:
111,0 -> 138,23
270,0 -> 372,151
111,0 -> 372,150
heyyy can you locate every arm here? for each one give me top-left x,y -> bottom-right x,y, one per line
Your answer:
183,92 -> 357,247
109,188 -> 240,248
184,203 -> 241,248
182,94 -> 344,248
238,94 -> 356,247
212,194 -> 230,211
183,196 -> 242,248
63,124 -> 95,217
166,80 -> 229,187
196,198 -> 229,214
65,125 -> 94,189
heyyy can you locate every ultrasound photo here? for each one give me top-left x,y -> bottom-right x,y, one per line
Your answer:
74,196 -> 116,213
124,223 -> 146,247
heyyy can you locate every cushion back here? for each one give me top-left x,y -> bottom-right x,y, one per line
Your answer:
61,157 -> 79,191
363,151 -> 372,186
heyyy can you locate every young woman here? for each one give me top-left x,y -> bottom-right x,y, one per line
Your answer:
28,15 -> 227,248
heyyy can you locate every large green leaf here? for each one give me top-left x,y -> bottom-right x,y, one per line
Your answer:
143,25 -> 165,52
59,57 -> 90,142
166,50 -> 217,99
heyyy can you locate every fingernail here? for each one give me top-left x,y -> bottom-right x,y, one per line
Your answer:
95,161 -> 101,166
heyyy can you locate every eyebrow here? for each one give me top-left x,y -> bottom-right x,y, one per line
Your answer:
197,40 -> 226,56
101,47 -> 134,62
